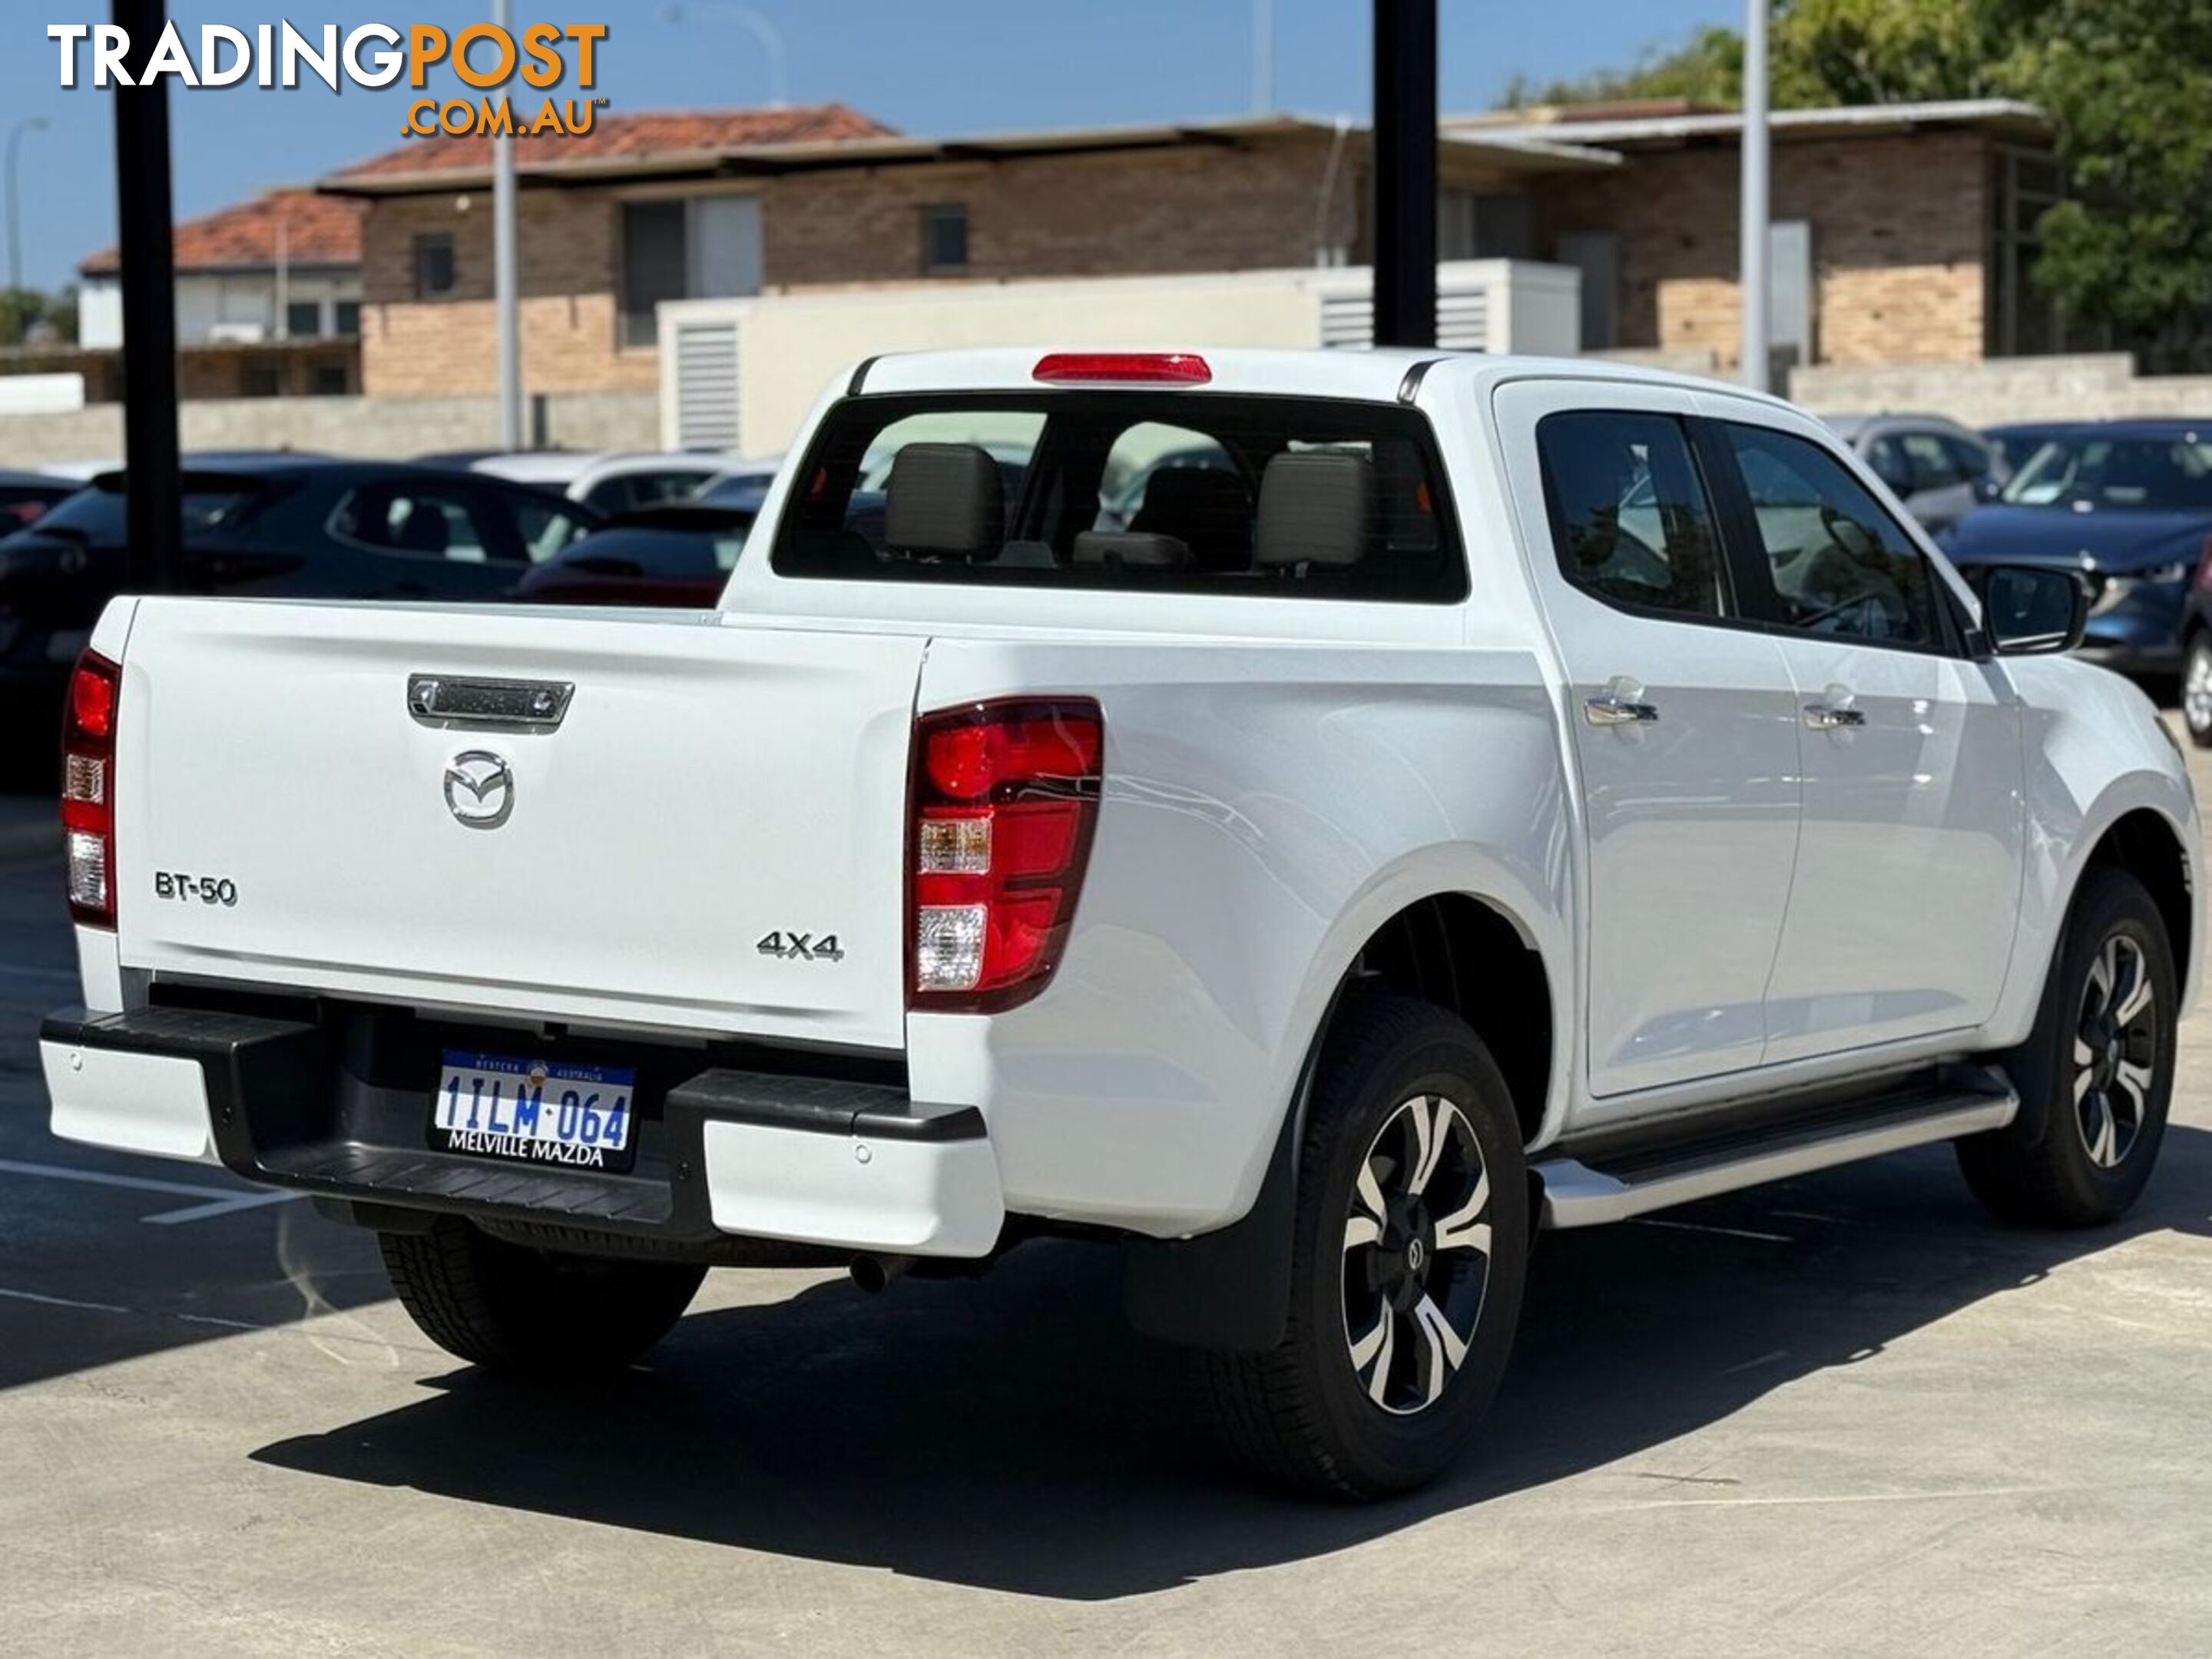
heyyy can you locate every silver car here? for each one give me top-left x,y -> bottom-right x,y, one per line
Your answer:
1820,412 -> 2001,533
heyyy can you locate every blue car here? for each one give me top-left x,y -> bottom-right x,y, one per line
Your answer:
1942,420 -> 2212,677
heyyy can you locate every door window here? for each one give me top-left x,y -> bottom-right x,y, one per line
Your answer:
1898,432 -> 1964,491
1724,424 -> 1945,647
1536,411 -> 1727,618
332,484 -> 501,564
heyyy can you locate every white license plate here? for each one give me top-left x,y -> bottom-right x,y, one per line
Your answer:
430,1049 -> 636,1171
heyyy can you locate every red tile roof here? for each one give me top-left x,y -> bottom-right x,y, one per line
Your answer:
331,102 -> 896,183
81,187 -> 363,276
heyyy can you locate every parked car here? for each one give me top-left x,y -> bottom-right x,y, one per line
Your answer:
1820,412 -> 2000,532
0,468 -> 79,531
1942,419 -> 2212,677
513,502 -> 755,607
696,457 -> 784,514
469,451 -> 726,516
42,349 -> 2197,1501
1983,420 -> 2081,474
0,458 -> 598,733
41,449 -> 333,482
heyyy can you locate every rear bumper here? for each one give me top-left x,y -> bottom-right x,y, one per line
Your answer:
40,1005 -> 1005,1259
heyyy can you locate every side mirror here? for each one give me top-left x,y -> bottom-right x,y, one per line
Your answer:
1972,563 -> 2090,655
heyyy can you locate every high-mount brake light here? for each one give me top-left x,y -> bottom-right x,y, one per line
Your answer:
909,699 -> 1104,1012
61,650 -> 121,929
1031,353 -> 1212,386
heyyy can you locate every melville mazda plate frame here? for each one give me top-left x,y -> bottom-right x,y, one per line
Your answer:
430,1048 -> 638,1173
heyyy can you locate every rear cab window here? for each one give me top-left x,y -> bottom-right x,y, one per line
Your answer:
770,392 -> 1466,603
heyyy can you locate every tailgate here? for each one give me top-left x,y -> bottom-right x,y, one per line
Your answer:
112,600 -> 925,1049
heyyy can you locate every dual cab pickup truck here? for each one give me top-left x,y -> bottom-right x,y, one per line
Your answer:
43,349 -> 2200,1497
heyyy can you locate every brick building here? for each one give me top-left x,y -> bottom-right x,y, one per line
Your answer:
320,104 -> 1615,397
1452,99 -> 2062,376
320,97 -> 2061,399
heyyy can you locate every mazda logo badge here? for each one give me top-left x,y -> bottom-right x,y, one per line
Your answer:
443,750 -> 515,830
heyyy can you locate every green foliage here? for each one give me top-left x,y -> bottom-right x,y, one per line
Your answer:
0,286 -> 75,347
1501,24 -> 1743,109
1767,0 -> 2002,106
1995,0 -> 2212,346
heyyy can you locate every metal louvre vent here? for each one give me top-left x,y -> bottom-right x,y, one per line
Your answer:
1437,287 -> 1489,352
1319,283 -> 1490,352
1320,292 -> 1372,349
674,320 -> 741,451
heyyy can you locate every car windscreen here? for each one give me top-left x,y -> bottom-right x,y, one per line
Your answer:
1999,433 -> 2212,510
36,475 -> 270,541
770,392 -> 1467,602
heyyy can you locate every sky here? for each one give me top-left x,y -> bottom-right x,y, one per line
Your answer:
3,0 -> 1739,293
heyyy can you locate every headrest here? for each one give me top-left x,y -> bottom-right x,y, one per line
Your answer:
884,442 -> 1003,558
1255,452 -> 1372,568
1070,531 -> 1190,569
1132,466 -> 1253,571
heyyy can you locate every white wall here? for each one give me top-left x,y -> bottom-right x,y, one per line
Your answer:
76,270 -> 363,350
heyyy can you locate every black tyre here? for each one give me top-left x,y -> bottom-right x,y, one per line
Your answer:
1958,867 -> 2177,1227
2184,631 -> 2212,749
1196,995 -> 1530,1498
379,1217 -> 705,1375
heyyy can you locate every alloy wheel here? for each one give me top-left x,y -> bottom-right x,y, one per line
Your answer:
2187,642 -> 2212,737
2073,933 -> 2157,1169
1341,1093 -> 1493,1416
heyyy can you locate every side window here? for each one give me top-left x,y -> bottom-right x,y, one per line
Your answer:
1942,435 -> 1991,483
510,496 -> 598,563
1724,424 -> 1943,647
1899,431 -> 1963,491
331,484 -> 498,564
1537,410 -> 1727,618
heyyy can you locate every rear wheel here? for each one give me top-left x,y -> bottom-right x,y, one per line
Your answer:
379,1217 -> 705,1376
2184,631 -> 2212,748
1958,868 -> 2176,1227
1195,996 -> 1530,1498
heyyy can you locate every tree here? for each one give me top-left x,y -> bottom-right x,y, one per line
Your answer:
1502,25 -> 1743,109
1767,0 -> 2000,106
1994,0 -> 2212,359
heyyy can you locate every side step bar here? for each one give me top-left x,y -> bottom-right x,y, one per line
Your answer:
1535,1069 -> 2018,1229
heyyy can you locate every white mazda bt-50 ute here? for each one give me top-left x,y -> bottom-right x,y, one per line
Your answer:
42,349 -> 2200,1496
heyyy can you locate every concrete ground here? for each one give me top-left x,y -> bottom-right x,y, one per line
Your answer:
2,739 -> 2210,1657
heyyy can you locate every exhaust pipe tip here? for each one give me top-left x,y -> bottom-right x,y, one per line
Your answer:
849,1253 -> 914,1294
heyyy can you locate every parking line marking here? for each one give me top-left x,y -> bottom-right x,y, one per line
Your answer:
1629,1217 -> 1795,1244
0,1286 -> 131,1316
0,1157 -> 306,1225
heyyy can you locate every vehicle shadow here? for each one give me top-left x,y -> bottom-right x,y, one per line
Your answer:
253,1126 -> 2212,1601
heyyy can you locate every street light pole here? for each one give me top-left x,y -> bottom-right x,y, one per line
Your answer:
1372,0 -> 1438,349
1739,0 -> 1771,392
657,4 -> 788,108
4,117 -> 50,319
492,0 -> 522,449
110,0 -> 181,594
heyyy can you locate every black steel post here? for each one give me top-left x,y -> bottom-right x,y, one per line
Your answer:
111,0 -> 181,593
1372,0 -> 1438,348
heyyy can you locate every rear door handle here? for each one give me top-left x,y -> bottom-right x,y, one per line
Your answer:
1584,693 -> 1661,727
1803,703 -> 1867,730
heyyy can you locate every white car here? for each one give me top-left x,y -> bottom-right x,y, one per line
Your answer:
42,349 -> 2200,1497
466,451 -> 727,516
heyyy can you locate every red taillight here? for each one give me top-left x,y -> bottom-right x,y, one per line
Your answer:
61,649 -> 121,929
1031,352 -> 1211,386
909,698 -> 1103,1012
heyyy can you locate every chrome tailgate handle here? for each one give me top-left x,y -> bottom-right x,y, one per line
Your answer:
1585,693 -> 1660,727
408,675 -> 574,731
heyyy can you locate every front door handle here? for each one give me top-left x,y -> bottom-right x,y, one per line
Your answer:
1803,703 -> 1867,730
1585,693 -> 1661,727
